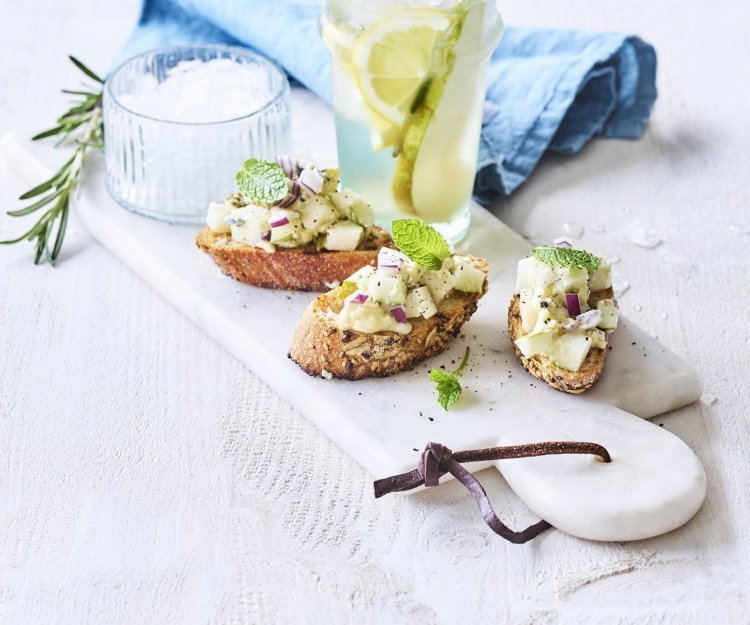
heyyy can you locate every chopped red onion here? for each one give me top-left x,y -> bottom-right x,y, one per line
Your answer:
277,180 -> 301,208
554,237 -> 574,248
350,293 -> 369,304
261,231 -> 271,241
566,293 -> 581,317
269,216 -> 290,228
299,167 -> 324,194
378,265 -> 400,277
275,155 -> 298,180
390,305 -> 408,324
576,309 -> 602,329
378,248 -> 407,269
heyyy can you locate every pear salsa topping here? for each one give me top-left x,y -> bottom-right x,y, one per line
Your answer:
333,220 -> 486,335
205,157 -> 375,253
514,244 -> 619,372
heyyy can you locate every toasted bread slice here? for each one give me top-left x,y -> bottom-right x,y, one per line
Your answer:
289,257 -> 489,380
195,225 -> 394,292
508,287 -> 614,394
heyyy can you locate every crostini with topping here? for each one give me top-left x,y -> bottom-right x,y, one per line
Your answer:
196,156 -> 394,291
288,219 -> 488,379
508,243 -> 619,393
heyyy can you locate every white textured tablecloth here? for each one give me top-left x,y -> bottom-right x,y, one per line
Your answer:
1,1 -> 749,623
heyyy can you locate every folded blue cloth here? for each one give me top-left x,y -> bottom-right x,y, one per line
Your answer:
114,0 -> 657,201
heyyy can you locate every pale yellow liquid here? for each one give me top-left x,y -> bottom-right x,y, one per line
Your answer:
323,4 -> 494,237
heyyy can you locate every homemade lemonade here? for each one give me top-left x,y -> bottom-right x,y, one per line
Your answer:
320,0 -> 502,241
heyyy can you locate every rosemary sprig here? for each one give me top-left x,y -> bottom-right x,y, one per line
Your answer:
1,56 -> 104,265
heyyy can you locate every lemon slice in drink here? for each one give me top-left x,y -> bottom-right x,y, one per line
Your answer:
353,10 -> 452,127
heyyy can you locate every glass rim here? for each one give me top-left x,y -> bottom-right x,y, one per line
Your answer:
105,43 -> 290,127
319,4 -> 503,61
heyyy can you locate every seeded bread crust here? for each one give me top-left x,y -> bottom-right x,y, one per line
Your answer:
507,287 -> 615,394
288,257 -> 489,380
195,225 -> 394,292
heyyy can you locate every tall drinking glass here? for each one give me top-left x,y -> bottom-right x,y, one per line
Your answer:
320,0 -> 502,242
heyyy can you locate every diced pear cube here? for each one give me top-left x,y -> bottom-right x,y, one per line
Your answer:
346,265 -> 375,290
596,299 -> 619,330
405,286 -> 438,319
269,223 -> 296,244
422,266 -> 457,304
404,292 -> 421,318
556,266 -> 589,300
207,201 -> 231,233
299,196 -> 339,234
348,196 -> 375,228
589,259 -> 612,291
452,256 -> 485,293
268,207 -> 297,224
328,190 -> 353,217
367,271 -> 407,305
401,261 -> 425,287
515,330 -> 554,358
322,167 -> 340,195
550,332 -> 591,372
268,208 -> 298,244
518,287 -> 539,334
325,220 -> 365,251
515,257 -> 547,292
329,190 -> 375,228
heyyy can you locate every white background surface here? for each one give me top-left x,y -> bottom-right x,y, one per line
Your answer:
1,1 -> 748,623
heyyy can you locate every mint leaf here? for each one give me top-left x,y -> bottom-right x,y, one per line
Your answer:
392,219 -> 451,270
236,158 -> 289,206
532,246 -> 600,270
429,369 -> 462,411
428,346 -> 471,411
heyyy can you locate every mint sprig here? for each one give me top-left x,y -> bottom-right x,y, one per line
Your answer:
392,219 -> 451,270
236,158 -> 289,206
429,346 -> 471,411
532,246 -> 600,270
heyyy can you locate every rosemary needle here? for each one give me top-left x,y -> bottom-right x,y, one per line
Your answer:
1,56 -> 104,265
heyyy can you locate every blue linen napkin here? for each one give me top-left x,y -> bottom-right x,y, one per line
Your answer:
113,0 -> 657,201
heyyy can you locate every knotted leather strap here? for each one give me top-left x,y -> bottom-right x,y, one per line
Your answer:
374,441 -> 611,544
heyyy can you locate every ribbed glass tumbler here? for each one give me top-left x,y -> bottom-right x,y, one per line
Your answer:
104,45 -> 291,224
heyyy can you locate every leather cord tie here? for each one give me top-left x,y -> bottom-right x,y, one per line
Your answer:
374,441 -> 611,544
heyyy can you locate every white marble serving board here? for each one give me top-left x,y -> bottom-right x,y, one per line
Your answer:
3,130 -> 705,539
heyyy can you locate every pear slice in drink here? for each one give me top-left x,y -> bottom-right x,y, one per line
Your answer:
392,2 -> 487,222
